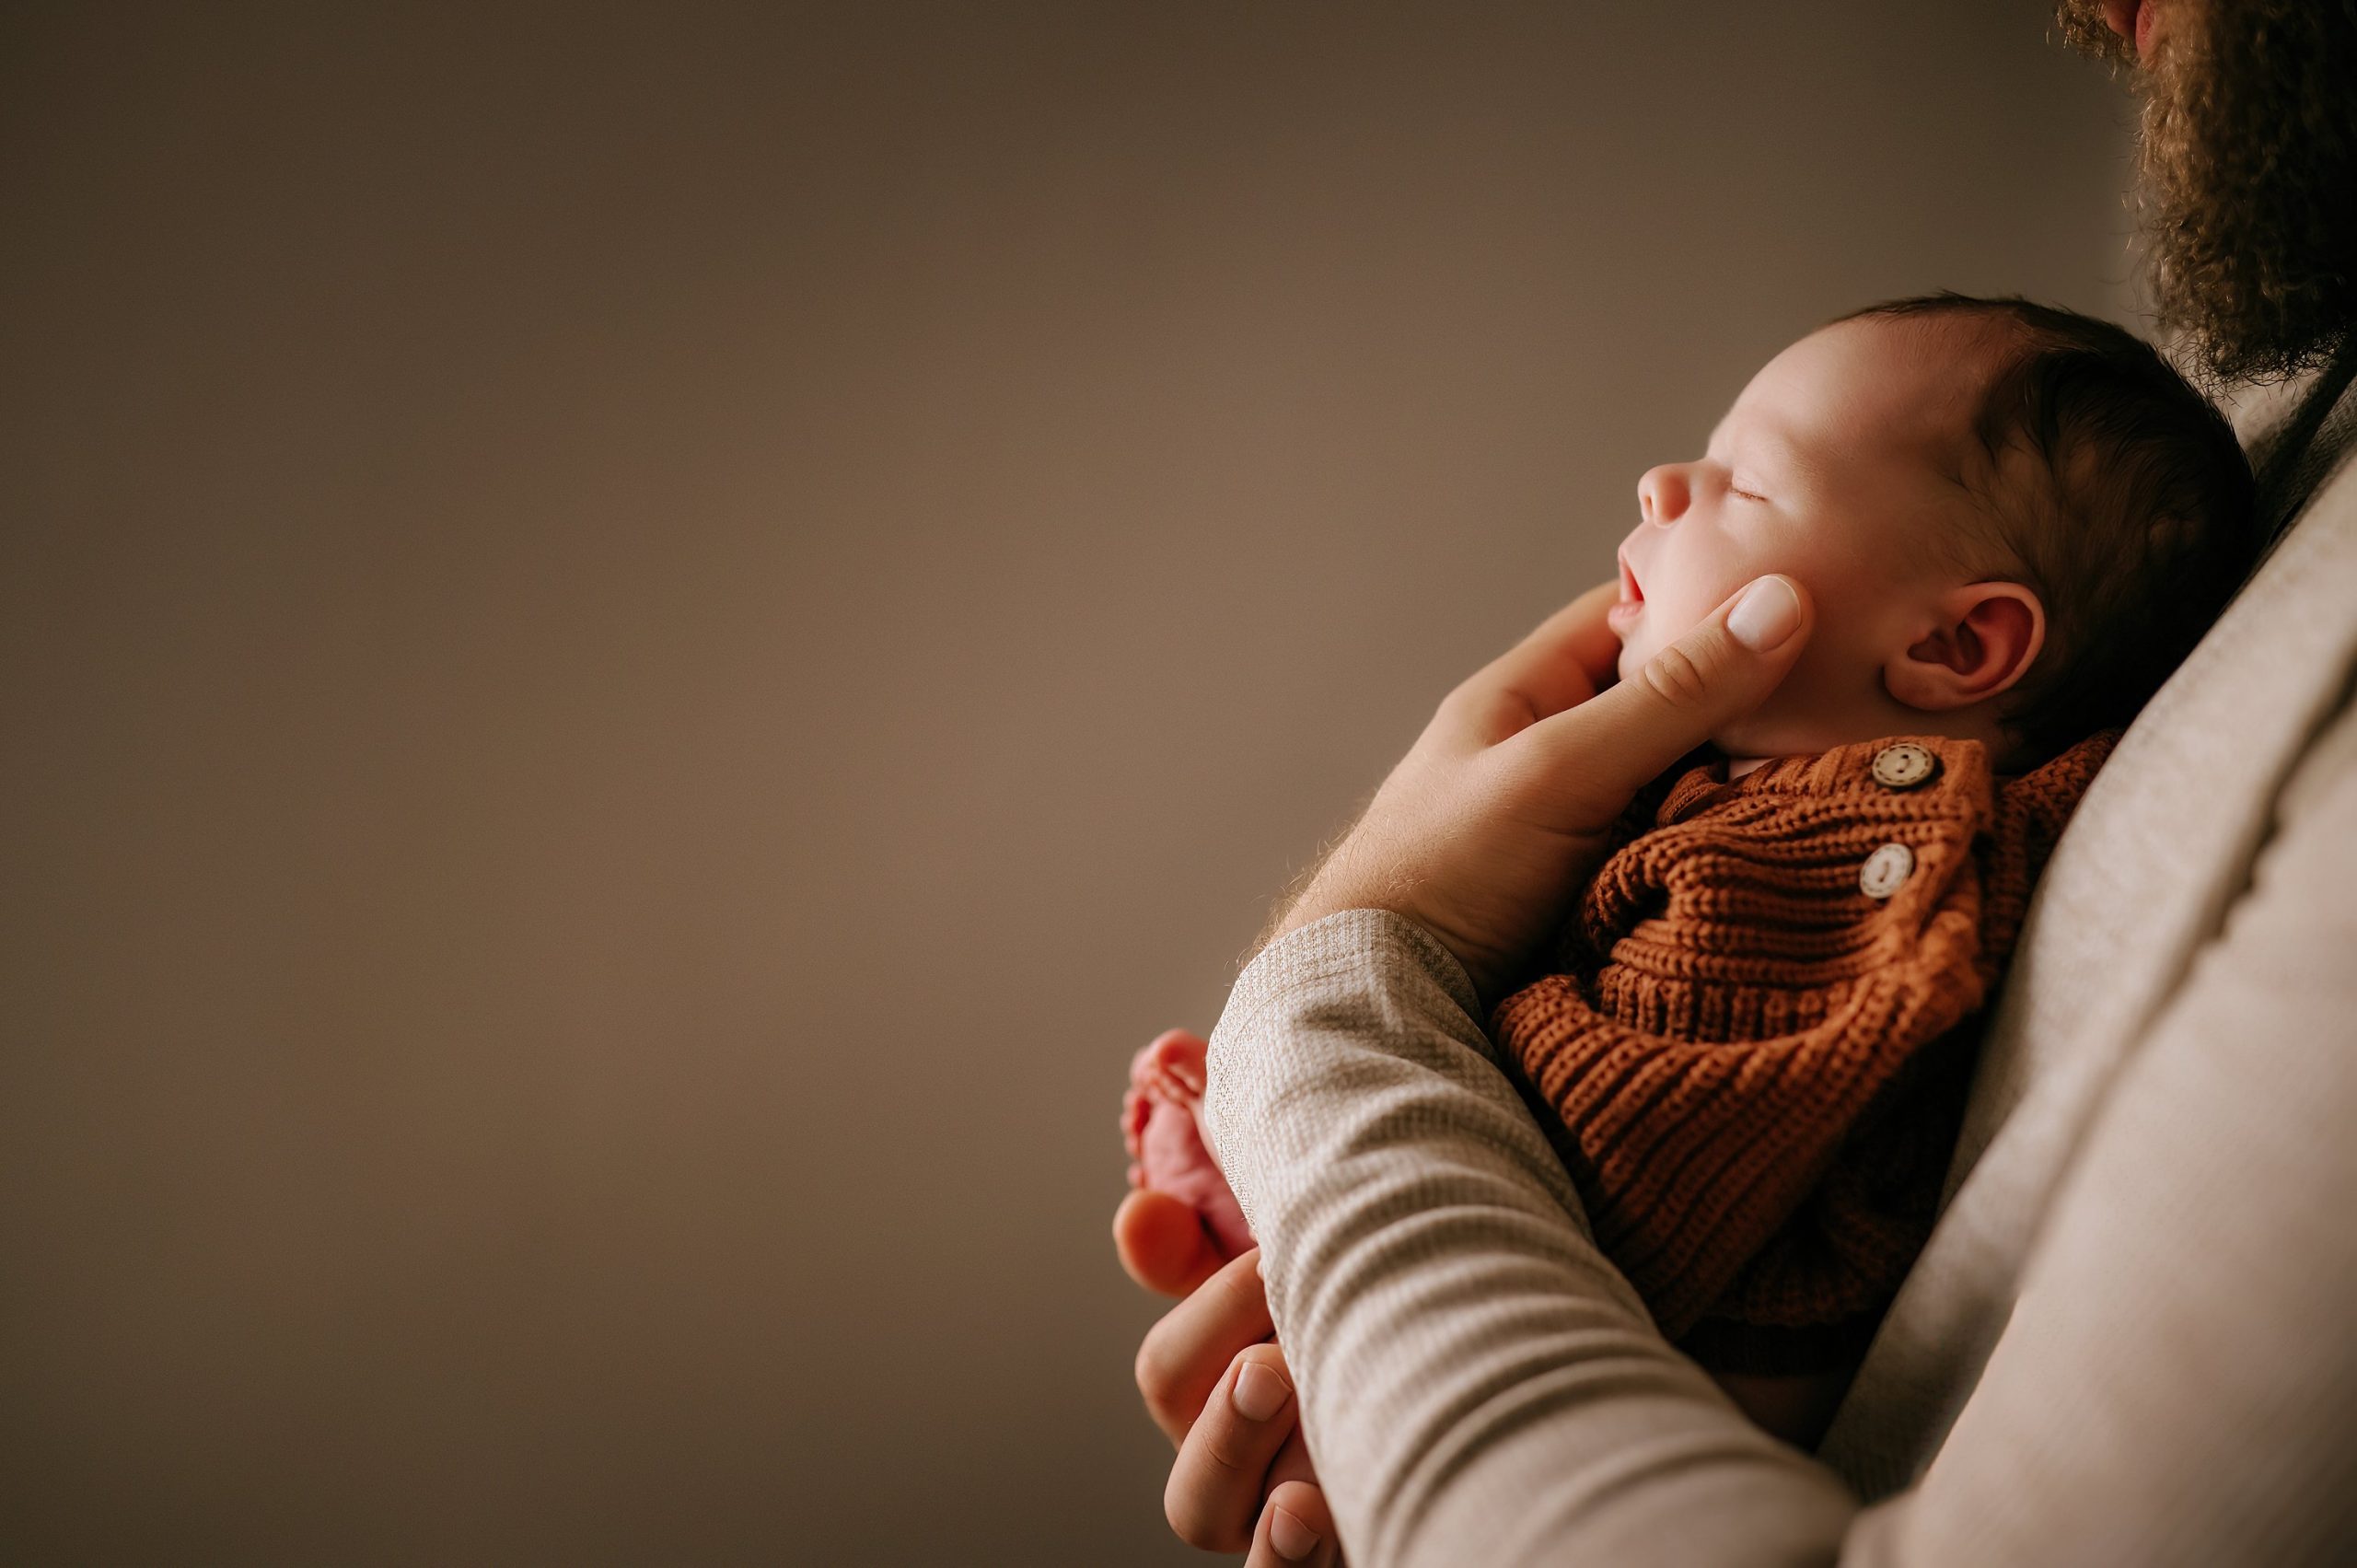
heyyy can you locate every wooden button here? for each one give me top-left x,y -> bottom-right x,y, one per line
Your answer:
1872,742 -> 1938,790
1860,842 -> 1915,900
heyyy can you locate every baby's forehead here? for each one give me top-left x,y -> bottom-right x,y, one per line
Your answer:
1734,315 -> 2015,476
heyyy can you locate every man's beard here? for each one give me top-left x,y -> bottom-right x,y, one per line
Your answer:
2057,1 -> 2357,383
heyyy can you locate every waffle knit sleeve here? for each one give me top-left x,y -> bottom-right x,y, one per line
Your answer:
1203,703 -> 2357,1568
1202,910 -> 1861,1566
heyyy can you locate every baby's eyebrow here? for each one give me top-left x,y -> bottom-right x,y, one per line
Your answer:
1712,419 -> 1819,488
1755,428 -> 1828,486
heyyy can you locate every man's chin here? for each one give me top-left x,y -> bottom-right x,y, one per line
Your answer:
2103,0 -> 2357,378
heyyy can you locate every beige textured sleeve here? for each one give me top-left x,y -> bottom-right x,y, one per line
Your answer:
1202,910 -> 1863,1566
1203,708 -> 2357,1566
1871,703 -> 2357,1563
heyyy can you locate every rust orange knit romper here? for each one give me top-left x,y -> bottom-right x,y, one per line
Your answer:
1492,732 -> 2116,1373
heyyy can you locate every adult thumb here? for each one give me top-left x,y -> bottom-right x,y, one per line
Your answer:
1523,575 -> 1813,815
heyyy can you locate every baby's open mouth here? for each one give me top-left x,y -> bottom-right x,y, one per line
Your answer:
1608,554 -> 1643,633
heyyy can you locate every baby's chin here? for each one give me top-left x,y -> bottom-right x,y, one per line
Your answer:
1614,629 -> 1673,689
1611,612 -> 1690,685
1612,633 -> 1647,687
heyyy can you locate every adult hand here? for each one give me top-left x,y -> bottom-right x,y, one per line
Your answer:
1271,574 -> 1813,1003
1121,1228 -> 1341,1566
1116,575 -> 1811,1563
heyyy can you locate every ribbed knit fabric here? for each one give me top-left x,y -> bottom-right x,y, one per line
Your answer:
1492,732 -> 2116,1371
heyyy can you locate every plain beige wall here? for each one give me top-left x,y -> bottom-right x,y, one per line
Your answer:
1,3 -> 2133,1562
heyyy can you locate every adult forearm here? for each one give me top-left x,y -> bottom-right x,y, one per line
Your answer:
1202,909 -> 1864,1568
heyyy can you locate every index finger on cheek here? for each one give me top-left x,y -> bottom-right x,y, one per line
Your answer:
1134,1249 -> 1276,1446
1443,580 -> 1623,746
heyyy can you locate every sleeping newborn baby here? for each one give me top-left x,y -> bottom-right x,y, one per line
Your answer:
1123,293 -> 2259,1443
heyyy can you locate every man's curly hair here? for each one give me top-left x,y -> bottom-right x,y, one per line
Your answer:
2055,0 -> 2357,384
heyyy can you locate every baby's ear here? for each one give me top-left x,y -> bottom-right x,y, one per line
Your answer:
1883,581 -> 2045,713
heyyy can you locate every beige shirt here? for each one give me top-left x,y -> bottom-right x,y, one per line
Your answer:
1203,361 -> 2357,1565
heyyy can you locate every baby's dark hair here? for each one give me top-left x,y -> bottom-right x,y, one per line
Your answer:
1837,293 -> 2259,761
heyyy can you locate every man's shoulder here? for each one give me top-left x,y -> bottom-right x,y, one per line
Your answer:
2234,352 -> 2357,540
2296,392 -> 2357,522
1933,373 -> 2357,1224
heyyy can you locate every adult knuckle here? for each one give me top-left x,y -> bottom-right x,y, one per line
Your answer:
1432,682 -> 1491,736
1201,1426 -> 1252,1483
1641,641 -> 1717,709
1162,1484 -> 1206,1549
1133,1331 -> 1184,1423
1165,1465 -> 1248,1552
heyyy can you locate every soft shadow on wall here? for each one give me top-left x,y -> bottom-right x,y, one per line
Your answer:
0,3 -> 2131,1562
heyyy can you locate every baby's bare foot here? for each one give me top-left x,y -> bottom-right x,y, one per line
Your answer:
1121,1029 -> 1254,1261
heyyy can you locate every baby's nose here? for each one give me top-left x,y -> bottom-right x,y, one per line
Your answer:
1637,464 -> 1689,525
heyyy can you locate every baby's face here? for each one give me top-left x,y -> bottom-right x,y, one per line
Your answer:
1609,317 -> 1991,756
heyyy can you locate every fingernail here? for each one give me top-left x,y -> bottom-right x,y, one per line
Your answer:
1231,1361 -> 1292,1423
1269,1505 -> 1321,1561
1727,575 -> 1801,651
